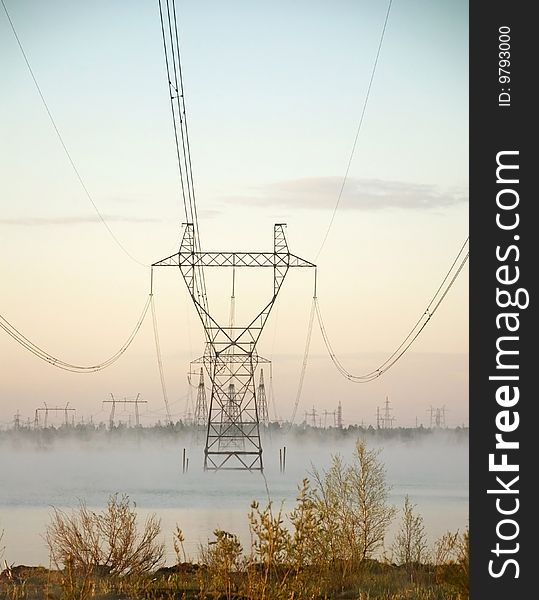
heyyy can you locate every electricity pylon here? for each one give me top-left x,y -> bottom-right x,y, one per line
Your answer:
194,367 -> 208,427
382,396 -> 395,429
153,223 -> 315,470
103,394 -> 147,428
428,405 -> 446,428
34,403 -> 75,428
257,368 -> 269,425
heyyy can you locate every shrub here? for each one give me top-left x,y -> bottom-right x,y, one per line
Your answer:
45,493 -> 164,577
198,529 -> 243,599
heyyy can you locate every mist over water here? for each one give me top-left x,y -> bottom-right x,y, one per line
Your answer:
0,428 -> 468,566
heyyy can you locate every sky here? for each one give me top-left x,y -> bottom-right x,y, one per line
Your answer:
0,0 -> 469,429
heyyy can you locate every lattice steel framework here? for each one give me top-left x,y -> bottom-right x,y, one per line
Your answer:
193,367 -> 208,427
257,369 -> 269,425
153,223 -> 315,470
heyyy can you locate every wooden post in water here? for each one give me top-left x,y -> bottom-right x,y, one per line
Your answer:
182,448 -> 186,473
283,446 -> 286,473
279,448 -> 282,473
186,457 -> 189,473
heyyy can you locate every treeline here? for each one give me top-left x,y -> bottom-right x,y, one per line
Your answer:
0,420 -> 469,446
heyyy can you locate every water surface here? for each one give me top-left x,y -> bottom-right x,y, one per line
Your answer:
0,428 -> 468,565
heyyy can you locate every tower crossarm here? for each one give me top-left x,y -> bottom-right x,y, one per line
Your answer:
152,223 -> 316,351
152,251 -> 315,269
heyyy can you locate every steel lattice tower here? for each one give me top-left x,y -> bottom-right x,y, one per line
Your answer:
336,401 -> 343,429
257,369 -> 269,425
194,367 -> 208,427
153,223 -> 315,470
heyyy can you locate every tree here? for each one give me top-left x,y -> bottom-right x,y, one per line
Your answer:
433,530 -> 459,567
311,439 -> 396,566
287,478 -> 324,570
45,493 -> 164,576
349,440 -> 397,561
392,495 -> 429,567
310,454 -> 351,564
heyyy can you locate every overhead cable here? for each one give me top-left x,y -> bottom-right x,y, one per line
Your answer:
316,237 -> 469,382
287,295 -> 317,427
157,0 -> 209,317
1,0 -> 148,268
315,0 -> 393,259
0,295 -> 151,372
150,293 -> 173,424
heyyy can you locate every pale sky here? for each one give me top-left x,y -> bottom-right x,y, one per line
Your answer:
0,0 -> 468,428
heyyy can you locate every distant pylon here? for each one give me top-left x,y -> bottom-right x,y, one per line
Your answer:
337,401 -> 343,429
438,407 -> 446,428
322,410 -> 334,428
33,403 -> 75,429
428,405 -> 446,428
108,394 -> 116,429
219,383 -> 243,449
194,367 -> 208,427
257,369 -> 269,425
103,394 -> 146,428
304,406 -> 317,428
378,396 -> 395,429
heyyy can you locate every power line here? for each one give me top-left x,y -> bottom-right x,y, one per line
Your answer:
315,0 -> 393,260
0,294 -> 151,372
316,238 -> 469,383
286,238 -> 467,424
287,296 -> 316,427
150,293 -> 173,424
157,0 -> 209,316
308,0 -> 468,394
1,0 -> 148,268
171,0 -> 201,244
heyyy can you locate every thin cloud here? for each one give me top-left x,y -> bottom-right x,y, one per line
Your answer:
198,208 -> 222,219
226,177 -> 468,211
0,215 -> 160,226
